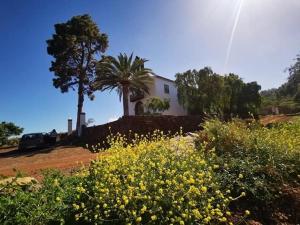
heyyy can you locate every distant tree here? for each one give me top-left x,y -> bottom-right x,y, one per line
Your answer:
95,53 -> 153,116
175,69 -> 199,114
260,88 -> 279,113
46,14 -> 108,134
223,74 -> 244,116
238,82 -> 261,117
260,53 -> 300,114
0,122 -> 23,146
175,67 -> 261,118
286,54 -> 300,101
145,97 -> 170,114
175,67 -> 225,116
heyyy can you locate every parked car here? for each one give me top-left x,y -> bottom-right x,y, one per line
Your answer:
19,133 -> 46,150
19,129 -> 58,150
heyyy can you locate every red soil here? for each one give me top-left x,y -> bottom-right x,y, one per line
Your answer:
0,145 -> 100,179
260,114 -> 300,126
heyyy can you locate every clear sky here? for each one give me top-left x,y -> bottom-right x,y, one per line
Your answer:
1,0 -> 300,134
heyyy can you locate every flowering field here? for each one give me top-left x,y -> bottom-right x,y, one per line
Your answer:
0,119 -> 299,224
72,133 -> 241,225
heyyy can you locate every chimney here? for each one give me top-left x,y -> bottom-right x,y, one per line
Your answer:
68,118 -> 72,135
78,112 -> 86,136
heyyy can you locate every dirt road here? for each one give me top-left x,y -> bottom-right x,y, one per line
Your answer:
0,146 -> 99,178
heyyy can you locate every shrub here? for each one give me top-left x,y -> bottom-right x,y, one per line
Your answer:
0,170 -> 79,225
197,119 -> 300,204
0,122 -> 23,146
72,133 -> 235,224
144,97 -> 170,115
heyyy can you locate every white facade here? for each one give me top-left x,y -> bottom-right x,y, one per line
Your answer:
128,75 -> 187,116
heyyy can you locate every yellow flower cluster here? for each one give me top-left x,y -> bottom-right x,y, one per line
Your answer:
73,134 -> 233,224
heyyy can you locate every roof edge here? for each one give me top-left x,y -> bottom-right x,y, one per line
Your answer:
153,74 -> 175,83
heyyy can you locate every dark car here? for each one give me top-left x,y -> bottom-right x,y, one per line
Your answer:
19,133 -> 47,150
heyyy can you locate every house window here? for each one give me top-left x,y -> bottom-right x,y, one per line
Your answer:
164,84 -> 169,94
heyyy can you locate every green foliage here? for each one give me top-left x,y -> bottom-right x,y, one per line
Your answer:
0,122 -> 23,146
260,89 -> 300,114
46,14 -> 108,132
95,53 -> 153,116
237,82 -> 261,116
197,119 -> 300,204
261,53 -> 300,114
144,97 -> 170,114
175,67 -> 261,118
175,68 -> 224,116
260,88 -> 278,110
280,53 -> 300,98
5,138 -> 20,147
0,170 -> 80,225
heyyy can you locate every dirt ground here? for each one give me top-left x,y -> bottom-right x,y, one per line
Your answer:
0,145 -> 100,179
260,114 -> 300,125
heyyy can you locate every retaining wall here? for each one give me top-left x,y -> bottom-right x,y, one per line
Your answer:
82,115 -> 203,145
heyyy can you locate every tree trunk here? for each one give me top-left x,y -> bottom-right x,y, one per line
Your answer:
123,85 -> 129,116
76,80 -> 84,135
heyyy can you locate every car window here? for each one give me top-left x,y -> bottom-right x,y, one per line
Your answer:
22,133 -> 42,140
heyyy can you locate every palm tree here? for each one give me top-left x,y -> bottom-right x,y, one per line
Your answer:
95,53 -> 153,116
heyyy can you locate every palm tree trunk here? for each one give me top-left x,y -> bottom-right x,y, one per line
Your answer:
123,85 -> 129,116
76,80 -> 84,135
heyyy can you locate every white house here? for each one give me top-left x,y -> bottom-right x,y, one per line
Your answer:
128,74 -> 187,116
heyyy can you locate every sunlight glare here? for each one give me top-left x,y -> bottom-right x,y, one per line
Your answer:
224,0 -> 244,72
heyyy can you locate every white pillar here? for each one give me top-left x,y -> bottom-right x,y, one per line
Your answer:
78,112 -> 86,136
68,118 -> 72,135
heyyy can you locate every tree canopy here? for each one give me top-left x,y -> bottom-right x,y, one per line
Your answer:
46,14 -> 108,133
175,67 -> 261,118
0,122 -> 23,146
261,53 -> 300,114
95,53 -> 153,116
279,53 -> 300,98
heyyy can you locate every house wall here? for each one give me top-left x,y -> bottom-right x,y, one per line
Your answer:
128,76 -> 187,116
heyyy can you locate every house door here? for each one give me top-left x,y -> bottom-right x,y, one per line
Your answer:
135,101 -> 144,115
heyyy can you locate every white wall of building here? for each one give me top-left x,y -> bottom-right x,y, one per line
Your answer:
128,75 -> 187,116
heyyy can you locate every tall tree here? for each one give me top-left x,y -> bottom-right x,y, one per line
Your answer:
46,14 -> 108,134
175,67 -> 261,118
175,67 -> 225,116
95,53 -> 153,116
285,53 -> 300,100
223,74 -> 244,116
238,82 -> 261,117
0,122 -> 23,146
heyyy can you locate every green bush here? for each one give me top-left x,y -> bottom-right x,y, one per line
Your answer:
197,119 -> 300,204
6,138 -> 20,147
0,170 -> 79,225
144,97 -> 170,115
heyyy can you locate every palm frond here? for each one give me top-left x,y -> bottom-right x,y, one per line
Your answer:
95,53 -> 154,103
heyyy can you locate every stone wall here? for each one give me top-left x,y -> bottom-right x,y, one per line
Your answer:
81,115 -> 203,145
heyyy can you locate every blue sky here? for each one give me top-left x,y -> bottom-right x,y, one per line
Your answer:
1,0 -> 300,134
